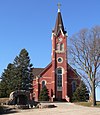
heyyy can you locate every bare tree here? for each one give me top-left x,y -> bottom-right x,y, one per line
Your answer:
69,26 -> 100,106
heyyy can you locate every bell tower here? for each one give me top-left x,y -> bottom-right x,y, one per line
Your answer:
51,4 -> 69,101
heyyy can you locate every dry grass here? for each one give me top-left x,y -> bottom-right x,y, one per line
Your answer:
75,101 -> 100,107
96,102 -> 100,107
0,98 -> 9,103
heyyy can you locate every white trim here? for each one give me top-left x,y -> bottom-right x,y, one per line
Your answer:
55,50 -> 65,53
57,57 -> 63,63
56,66 -> 64,74
65,70 -> 67,73
60,28 -> 65,37
52,70 -> 55,72
52,58 -> 55,60
51,81 -> 55,83
51,33 -> 53,40
66,32 -> 68,37
58,37 -> 62,42
58,8 -> 60,13
53,95 -> 55,98
41,80 -> 47,85
52,32 -> 56,36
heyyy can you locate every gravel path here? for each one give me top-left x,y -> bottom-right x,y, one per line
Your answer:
7,102 -> 100,115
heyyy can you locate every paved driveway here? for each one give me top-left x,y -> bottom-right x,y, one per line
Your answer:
8,102 -> 100,115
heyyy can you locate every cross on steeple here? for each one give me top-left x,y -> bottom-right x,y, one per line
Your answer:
53,3 -> 66,35
57,3 -> 61,12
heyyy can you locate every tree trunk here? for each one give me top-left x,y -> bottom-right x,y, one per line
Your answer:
91,82 -> 96,106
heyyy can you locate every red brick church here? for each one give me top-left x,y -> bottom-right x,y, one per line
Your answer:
32,7 -> 80,102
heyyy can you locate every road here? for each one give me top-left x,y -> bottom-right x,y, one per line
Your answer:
7,102 -> 100,115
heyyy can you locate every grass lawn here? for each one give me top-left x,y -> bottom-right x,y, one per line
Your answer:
96,102 -> 100,107
75,101 -> 100,107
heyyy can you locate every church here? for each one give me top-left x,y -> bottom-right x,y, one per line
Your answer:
32,7 -> 81,102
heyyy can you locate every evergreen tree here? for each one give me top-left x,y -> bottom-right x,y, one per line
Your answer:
13,48 -> 33,90
72,81 -> 88,102
39,86 -> 49,101
0,49 -> 33,97
0,63 -> 16,97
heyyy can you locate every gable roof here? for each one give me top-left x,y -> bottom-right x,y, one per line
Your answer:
39,62 -> 52,76
32,63 -> 81,80
32,68 -> 44,78
67,64 -> 81,79
32,62 -> 52,78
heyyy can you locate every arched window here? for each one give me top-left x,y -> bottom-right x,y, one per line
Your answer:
60,43 -> 64,51
56,43 -> 60,50
42,80 -> 46,88
56,68 -> 62,88
72,81 -> 77,93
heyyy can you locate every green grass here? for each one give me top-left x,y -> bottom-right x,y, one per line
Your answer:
75,101 -> 100,107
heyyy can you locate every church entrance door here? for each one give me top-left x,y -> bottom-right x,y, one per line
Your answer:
57,91 -> 62,101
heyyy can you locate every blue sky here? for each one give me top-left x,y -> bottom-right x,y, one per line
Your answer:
0,0 -> 100,100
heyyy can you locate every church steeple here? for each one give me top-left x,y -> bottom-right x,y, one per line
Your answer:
51,4 -> 68,101
53,4 -> 66,35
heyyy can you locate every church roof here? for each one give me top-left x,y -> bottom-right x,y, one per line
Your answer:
32,68 -> 44,78
67,64 -> 81,79
32,63 -> 80,79
53,9 -> 66,35
32,63 -> 52,79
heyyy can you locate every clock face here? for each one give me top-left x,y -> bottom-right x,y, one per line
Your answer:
58,38 -> 62,42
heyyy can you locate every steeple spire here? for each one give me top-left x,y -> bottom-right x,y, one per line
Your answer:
57,3 -> 61,12
53,4 -> 66,35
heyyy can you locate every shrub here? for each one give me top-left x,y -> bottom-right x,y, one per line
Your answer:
39,86 -> 49,101
72,81 -> 88,102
